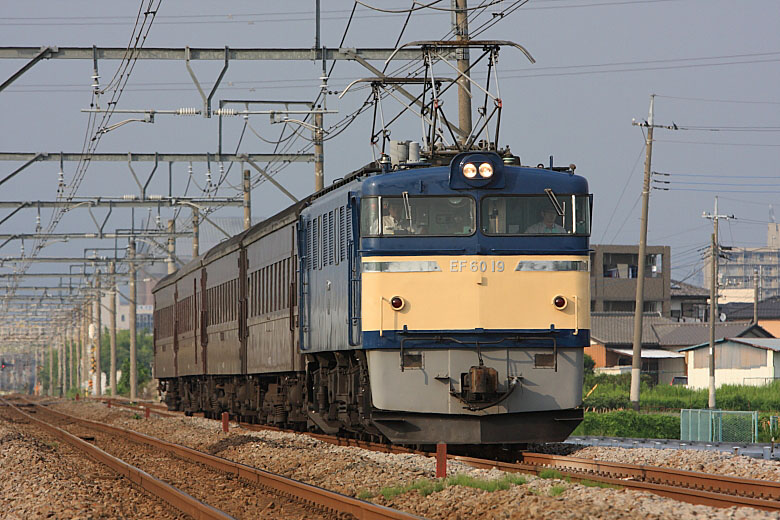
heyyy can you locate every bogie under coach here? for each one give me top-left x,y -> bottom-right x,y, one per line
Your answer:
155,150 -> 592,445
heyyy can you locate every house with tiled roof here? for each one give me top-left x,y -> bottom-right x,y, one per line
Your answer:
722,296 -> 780,337
586,313 -> 773,384
586,313 -> 684,384
670,279 -> 709,321
655,321 -> 772,350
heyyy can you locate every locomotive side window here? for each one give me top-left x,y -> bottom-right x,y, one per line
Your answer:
480,195 -> 591,236
361,196 -> 475,237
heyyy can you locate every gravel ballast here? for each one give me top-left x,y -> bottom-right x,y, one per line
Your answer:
49,399 -> 780,520
0,404 -> 186,520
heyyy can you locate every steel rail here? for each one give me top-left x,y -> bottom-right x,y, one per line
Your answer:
451,454 -> 780,512
518,452 -> 780,501
33,398 -> 421,520
92,397 -> 429,456
90,398 -> 780,511
1,397 -> 234,520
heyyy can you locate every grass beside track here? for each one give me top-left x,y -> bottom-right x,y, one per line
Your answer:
359,473 -> 529,500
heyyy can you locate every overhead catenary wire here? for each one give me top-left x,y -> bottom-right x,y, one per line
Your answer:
0,0 -> 694,25
163,0 -> 534,241
12,0 -> 163,298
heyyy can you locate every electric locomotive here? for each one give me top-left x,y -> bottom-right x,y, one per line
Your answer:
154,148 -> 591,445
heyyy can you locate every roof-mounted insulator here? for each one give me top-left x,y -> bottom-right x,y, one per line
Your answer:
175,107 -> 199,116
214,108 -> 237,117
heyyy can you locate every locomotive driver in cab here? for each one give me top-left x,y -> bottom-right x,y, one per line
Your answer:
382,200 -> 414,234
525,206 -> 566,234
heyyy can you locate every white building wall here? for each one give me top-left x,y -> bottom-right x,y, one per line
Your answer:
775,351 -> 780,379
686,350 -> 774,389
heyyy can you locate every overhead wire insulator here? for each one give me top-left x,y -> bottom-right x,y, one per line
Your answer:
175,107 -> 199,116
214,108 -> 238,117
188,162 -> 193,177
122,194 -> 138,200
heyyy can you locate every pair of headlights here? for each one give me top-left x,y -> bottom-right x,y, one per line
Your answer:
462,162 -> 494,179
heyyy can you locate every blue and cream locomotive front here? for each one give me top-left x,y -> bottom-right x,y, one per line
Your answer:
356,152 -> 591,444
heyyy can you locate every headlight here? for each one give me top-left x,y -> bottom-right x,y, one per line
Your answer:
463,163 -> 477,179
478,162 -> 494,178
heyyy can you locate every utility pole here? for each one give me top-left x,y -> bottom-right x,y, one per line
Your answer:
129,240 -> 138,401
48,342 -> 54,396
82,302 -> 89,393
629,95 -> 679,410
94,271 -> 102,396
71,322 -> 76,392
753,268 -> 759,324
243,169 -> 252,230
109,261 -> 117,396
314,0 -> 325,192
167,220 -> 176,275
60,334 -> 65,396
314,113 -> 324,192
629,95 -> 655,411
192,208 -> 199,258
703,196 -> 734,409
454,0 -> 472,142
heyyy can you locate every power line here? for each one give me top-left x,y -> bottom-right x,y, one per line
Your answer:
655,94 -> 780,105
654,139 -> 780,148
599,138 -> 646,243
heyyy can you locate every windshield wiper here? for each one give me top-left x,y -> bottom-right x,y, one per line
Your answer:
544,188 -> 564,216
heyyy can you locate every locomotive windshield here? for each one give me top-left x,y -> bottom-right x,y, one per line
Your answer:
361,195 -> 475,237
481,195 -> 591,236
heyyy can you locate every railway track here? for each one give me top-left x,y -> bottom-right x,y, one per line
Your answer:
2,397 -> 230,520
87,396 -> 780,513
12,396 -> 420,520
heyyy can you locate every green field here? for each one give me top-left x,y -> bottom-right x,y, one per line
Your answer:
578,357 -> 780,440
583,371 -> 780,413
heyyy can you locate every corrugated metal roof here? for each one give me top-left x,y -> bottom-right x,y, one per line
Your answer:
680,337 -> 780,352
607,348 -> 684,359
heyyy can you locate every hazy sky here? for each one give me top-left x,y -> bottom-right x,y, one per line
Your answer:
1,0 -> 779,289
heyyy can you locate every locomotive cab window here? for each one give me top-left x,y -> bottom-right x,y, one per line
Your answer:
480,195 -> 591,236
361,196 -> 475,237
